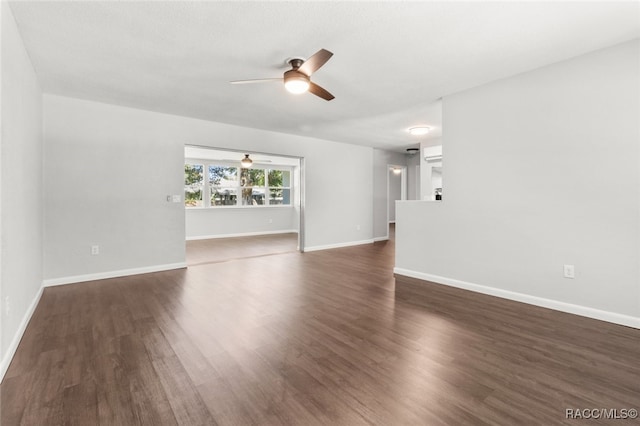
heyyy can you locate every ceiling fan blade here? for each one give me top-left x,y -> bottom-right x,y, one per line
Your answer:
298,49 -> 333,76
230,78 -> 282,84
308,82 -> 334,101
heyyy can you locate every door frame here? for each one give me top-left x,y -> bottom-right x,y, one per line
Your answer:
184,144 -> 305,252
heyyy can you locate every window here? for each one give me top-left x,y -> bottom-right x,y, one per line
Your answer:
185,160 -> 293,208
241,168 -> 265,206
210,166 -> 238,206
184,164 -> 204,207
268,169 -> 291,205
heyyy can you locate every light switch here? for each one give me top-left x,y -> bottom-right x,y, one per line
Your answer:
563,264 -> 575,279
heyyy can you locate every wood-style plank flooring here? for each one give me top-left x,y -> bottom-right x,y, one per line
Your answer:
2,227 -> 639,425
186,233 -> 298,266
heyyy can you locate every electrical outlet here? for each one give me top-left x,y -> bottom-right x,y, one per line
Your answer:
268,218 -> 273,224
91,245 -> 100,255
563,264 -> 575,279
356,224 -> 361,231
5,296 -> 10,316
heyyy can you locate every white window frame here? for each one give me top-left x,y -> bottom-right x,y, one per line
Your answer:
185,159 -> 294,209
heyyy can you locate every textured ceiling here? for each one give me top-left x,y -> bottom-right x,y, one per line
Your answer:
185,146 -> 300,167
8,1 -> 640,152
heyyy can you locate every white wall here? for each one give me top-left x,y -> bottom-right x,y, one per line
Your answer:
1,2 -> 44,376
388,169 -> 402,222
431,169 -> 442,192
420,137 -> 442,200
406,152 -> 420,200
43,94 -> 374,280
373,149 -> 406,240
43,98 -> 186,281
396,40 -> 640,326
186,207 -> 297,239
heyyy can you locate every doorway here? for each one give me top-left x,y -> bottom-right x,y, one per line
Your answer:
184,145 -> 305,265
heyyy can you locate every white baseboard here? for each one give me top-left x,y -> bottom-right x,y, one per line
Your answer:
373,236 -> 389,242
1,285 -> 43,383
393,268 -> 640,329
43,262 -> 187,287
304,239 -> 373,253
186,229 -> 298,241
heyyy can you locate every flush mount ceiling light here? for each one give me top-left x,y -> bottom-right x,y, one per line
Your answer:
240,154 -> 253,168
391,167 -> 402,175
408,126 -> 430,136
406,148 -> 419,155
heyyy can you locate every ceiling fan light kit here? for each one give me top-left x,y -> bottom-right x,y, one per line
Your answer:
241,154 -> 253,168
284,70 -> 310,94
231,49 -> 335,101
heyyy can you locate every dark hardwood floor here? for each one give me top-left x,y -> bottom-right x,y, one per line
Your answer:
2,226 -> 639,425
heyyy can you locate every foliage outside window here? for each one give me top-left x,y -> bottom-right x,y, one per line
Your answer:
241,168 -> 265,206
185,160 -> 292,208
210,166 -> 238,206
184,164 -> 204,207
268,170 -> 291,205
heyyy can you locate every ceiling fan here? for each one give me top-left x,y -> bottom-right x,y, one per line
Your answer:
230,49 -> 335,101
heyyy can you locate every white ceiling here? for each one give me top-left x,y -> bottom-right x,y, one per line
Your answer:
185,146 -> 300,167
8,1 -> 640,152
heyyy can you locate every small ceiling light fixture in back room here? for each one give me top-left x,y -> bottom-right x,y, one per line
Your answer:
406,148 -> 419,155
408,126 -> 430,136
